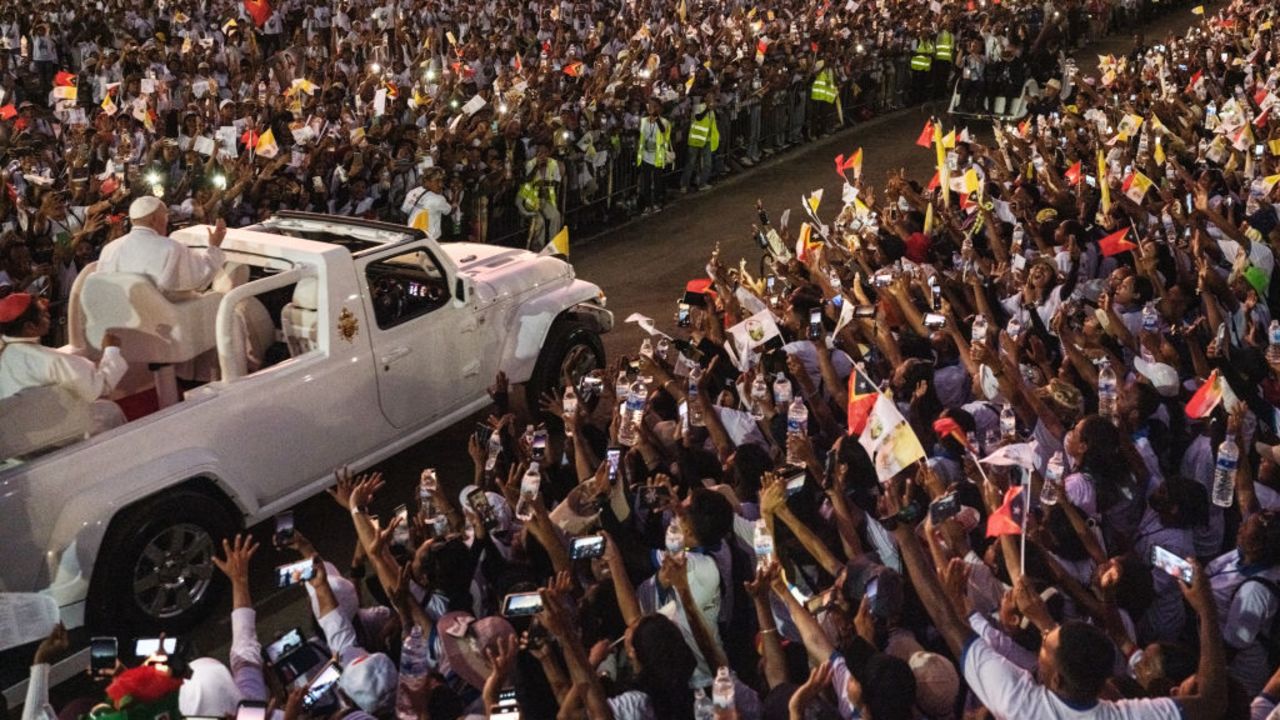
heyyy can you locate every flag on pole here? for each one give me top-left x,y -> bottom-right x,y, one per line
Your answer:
1153,136 -> 1166,165
1186,370 -> 1227,418
1122,170 -> 1153,203
100,94 -> 117,117
942,129 -> 957,149
858,394 -> 926,482
934,123 -> 950,207
541,226 -> 570,257
835,148 -> 862,179
255,128 -> 279,158
1097,147 -> 1111,213
980,442 -> 1039,471
806,188 -> 823,214
916,121 -> 934,148
1099,228 -> 1137,256
846,371 -> 878,436
986,486 -> 1026,537
1064,160 -> 1082,186
1191,4 -> 1204,14
54,71 -> 76,87
244,0 -> 272,27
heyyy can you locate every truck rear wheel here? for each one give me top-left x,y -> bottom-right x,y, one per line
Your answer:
90,489 -> 238,633
527,318 -> 605,410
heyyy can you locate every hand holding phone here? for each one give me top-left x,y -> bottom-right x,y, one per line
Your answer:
1151,545 -> 1194,584
90,637 -> 118,679
569,534 -> 607,560
273,511 -> 295,547
502,591 -> 544,617
276,559 -> 317,588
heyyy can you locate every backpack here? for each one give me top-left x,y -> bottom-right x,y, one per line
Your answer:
1230,575 -> 1280,670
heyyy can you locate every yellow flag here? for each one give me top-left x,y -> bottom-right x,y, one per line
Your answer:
1153,136 -> 1166,165
549,225 -> 569,256
410,209 -> 430,232
1270,139 -> 1280,156
942,129 -> 956,149
1191,4 -> 1204,14
923,201 -> 935,234
101,94 -> 117,116
1097,147 -> 1111,213
934,123 -> 949,207
807,189 -> 823,214
677,0 -> 687,23
963,167 -> 980,194
255,128 -> 279,158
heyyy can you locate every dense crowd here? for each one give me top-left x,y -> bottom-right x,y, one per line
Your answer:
0,0 -> 1183,337
15,0 -> 1280,717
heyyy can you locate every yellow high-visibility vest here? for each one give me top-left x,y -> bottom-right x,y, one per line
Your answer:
636,116 -> 672,167
810,68 -> 837,103
911,40 -> 935,71
935,30 -> 955,61
687,113 -> 720,150
517,181 -> 540,212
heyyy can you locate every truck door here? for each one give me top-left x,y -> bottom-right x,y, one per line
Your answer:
359,243 -> 469,428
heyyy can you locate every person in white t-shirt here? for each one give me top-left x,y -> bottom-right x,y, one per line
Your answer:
400,168 -> 453,242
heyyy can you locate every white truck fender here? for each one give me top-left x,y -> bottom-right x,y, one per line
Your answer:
497,279 -> 610,383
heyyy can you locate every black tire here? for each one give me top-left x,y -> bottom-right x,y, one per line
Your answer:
89,489 -> 238,634
526,317 -> 605,411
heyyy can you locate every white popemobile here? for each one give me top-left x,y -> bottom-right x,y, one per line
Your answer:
0,212 -> 610,685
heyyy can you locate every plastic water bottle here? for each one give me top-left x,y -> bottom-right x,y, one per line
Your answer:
1098,360 -> 1117,422
640,337 -> 653,358
397,626 -> 430,720
522,424 -> 535,449
562,385 -> 578,438
1212,436 -> 1238,508
618,377 -> 648,446
688,366 -> 705,427
753,518 -> 774,569
1007,314 -> 1023,341
971,314 -> 989,346
1000,403 -> 1017,439
484,430 -> 503,473
515,464 -> 541,521
751,373 -> 769,419
1040,451 -> 1064,506
615,369 -> 630,402
712,666 -> 736,710
773,372 -> 793,406
1012,223 -> 1025,252
656,337 -> 671,361
693,688 -> 714,720
785,397 -> 809,465
1267,320 -> 1280,364
665,519 -> 685,557
418,469 -> 438,523
1142,302 -> 1160,333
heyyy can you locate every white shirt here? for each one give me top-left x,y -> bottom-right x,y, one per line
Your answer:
0,336 -> 126,401
401,186 -> 452,242
97,225 -> 225,294
638,551 -> 722,686
961,632 -> 1182,719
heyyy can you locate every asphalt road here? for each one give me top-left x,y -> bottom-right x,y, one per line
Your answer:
184,4 -> 1207,664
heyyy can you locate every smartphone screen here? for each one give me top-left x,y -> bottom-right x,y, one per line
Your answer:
929,493 -> 961,524
865,577 -> 880,603
492,689 -> 521,720
275,559 -> 317,588
766,275 -> 777,293
90,637 -> 118,677
236,702 -> 267,720
677,302 -> 691,327
569,534 -> 606,560
606,448 -> 621,485
392,504 -> 411,546
808,308 -> 822,340
265,628 -> 304,664
784,471 -> 806,497
273,511 -> 295,547
854,304 -> 876,318
134,637 -> 178,658
923,312 -> 946,330
502,591 -> 544,617
1151,545 -> 1194,584
301,662 -> 341,710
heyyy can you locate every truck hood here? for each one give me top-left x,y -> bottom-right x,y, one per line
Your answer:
441,243 -> 576,306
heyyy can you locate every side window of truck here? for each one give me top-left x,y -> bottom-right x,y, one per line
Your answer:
364,248 -> 450,329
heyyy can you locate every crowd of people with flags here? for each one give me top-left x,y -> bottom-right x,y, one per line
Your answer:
15,0 -> 1280,717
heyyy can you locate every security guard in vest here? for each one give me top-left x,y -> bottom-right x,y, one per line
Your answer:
909,27 -> 935,104
933,23 -> 956,98
636,99 -> 672,214
680,100 -> 720,193
808,61 -> 838,137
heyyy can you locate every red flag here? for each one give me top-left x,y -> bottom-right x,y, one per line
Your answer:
846,372 -> 878,436
244,0 -> 272,27
986,486 -> 1025,538
54,71 -> 76,87
927,171 -> 940,191
1064,160 -> 1082,186
1185,370 -> 1224,419
932,417 -> 968,447
563,61 -> 584,78
834,148 -> 862,179
1255,109 -> 1270,128
1186,69 -> 1203,94
240,129 -> 260,148
0,104 -> 15,120
1099,228 -> 1137,256
756,39 -> 769,56
1256,87 -> 1270,107
916,121 -> 934,148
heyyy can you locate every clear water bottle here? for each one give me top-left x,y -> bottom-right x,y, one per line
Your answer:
1267,320 -> 1280,364
522,423 -> 535,449
616,369 -> 630,402
656,337 -> 671,361
665,519 -> 685,557
1040,451 -> 1064,506
693,688 -> 714,720
688,366 -> 705,427
712,666 -> 736,710
971,314 -> 989,346
640,337 -> 653,358
562,385 -> 578,438
1212,436 -> 1238,508
618,377 -> 648,446
396,625 -> 430,720
1000,403 -> 1017,439
1098,359 -> 1117,422
418,469 -> 438,522
1142,302 -> 1160,333
515,463 -> 541,521
753,518 -> 774,569
785,397 -> 809,465
1012,223 -> 1025,252
751,373 -> 769,419
484,430 -> 503,473
773,372 -> 793,406
1007,314 -> 1023,341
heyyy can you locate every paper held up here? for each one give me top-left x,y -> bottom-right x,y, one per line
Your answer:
624,313 -> 673,340
0,593 -> 60,652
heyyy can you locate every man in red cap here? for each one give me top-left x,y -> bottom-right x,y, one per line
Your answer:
0,293 -> 127,433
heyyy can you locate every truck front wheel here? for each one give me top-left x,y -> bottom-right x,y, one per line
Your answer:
527,318 -> 605,410
90,489 -> 238,633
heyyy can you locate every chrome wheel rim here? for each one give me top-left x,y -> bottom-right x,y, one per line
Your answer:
132,523 -> 216,619
559,343 -> 600,386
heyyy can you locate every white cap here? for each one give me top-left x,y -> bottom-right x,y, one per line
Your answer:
128,195 -> 165,220
1133,357 -> 1179,398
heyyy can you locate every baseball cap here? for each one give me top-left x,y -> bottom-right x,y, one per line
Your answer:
1133,357 -> 1179,398
338,653 -> 398,714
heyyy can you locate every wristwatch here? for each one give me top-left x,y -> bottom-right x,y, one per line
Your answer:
878,503 -> 921,531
